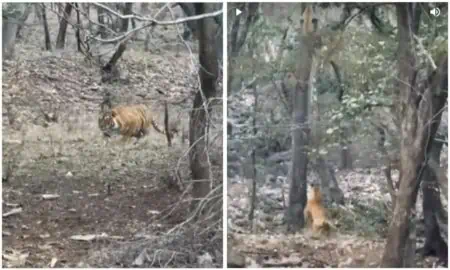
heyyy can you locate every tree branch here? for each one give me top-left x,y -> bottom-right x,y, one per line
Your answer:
90,5 -> 222,44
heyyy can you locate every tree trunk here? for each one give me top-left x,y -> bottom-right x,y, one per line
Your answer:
15,4 -> 32,40
2,3 -> 26,60
285,4 -> 315,233
312,158 -> 344,205
330,60 -> 353,169
164,101 -> 172,147
118,3 -> 131,33
82,4 -> 91,31
101,3 -> 132,82
189,3 -> 219,211
75,3 -> 81,52
97,5 -> 107,38
248,86 -> 258,231
177,3 -> 197,40
381,3 -> 447,267
228,3 -> 259,97
33,3 -> 42,23
420,139 -> 448,266
41,4 -> 51,51
55,3 -> 73,49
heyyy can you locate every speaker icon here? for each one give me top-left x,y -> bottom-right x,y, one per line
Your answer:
430,7 -> 440,17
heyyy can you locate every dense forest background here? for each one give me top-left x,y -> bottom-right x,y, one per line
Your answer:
227,3 -> 447,267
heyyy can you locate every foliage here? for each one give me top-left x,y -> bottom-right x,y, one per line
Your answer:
331,198 -> 389,237
230,4 -> 448,167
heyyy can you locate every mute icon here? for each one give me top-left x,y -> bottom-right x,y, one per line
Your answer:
430,7 -> 440,17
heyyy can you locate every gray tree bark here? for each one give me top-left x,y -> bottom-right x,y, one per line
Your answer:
2,3 -> 26,60
381,3 -> 448,267
55,3 -> 73,49
189,3 -> 220,211
285,4 -> 315,233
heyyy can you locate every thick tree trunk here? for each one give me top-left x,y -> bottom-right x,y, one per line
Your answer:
285,4 -> 314,233
55,3 -> 73,49
381,3 -> 447,267
189,3 -> 219,211
41,4 -> 51,51
420,140 -> 448,266
381,5 -> 422,266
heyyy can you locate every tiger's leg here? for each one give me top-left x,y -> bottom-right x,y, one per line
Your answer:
140,128 -> 149,137
133,128 -> 149,145
120,136 -> 131,144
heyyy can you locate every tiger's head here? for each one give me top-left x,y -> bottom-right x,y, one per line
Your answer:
98,110 -> 120,138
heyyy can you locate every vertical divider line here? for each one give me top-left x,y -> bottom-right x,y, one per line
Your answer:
0,4 -> 3,255
222,1 -> 228,268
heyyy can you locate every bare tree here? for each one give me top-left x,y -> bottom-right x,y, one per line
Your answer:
2,3 -> 26,60
15,4 -> 32,40
189,3 -> 220,210
40,4 -> 51,51
55,3 -> 73,49
101,3 -> 132,82
381,3 -> 448,267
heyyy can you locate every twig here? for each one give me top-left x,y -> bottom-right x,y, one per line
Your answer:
93,3 -> 222,24
166,183 -> 222,234
413,34 -> 437,70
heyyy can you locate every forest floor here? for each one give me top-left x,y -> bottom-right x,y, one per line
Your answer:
2,5 -> 222,268
228,167 -> 448,268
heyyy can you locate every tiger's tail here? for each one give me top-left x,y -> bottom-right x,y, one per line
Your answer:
148,103 -> 165,135
151,119 -> 165,134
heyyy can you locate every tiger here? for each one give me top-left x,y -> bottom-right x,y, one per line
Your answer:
98,100 -> 166,144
